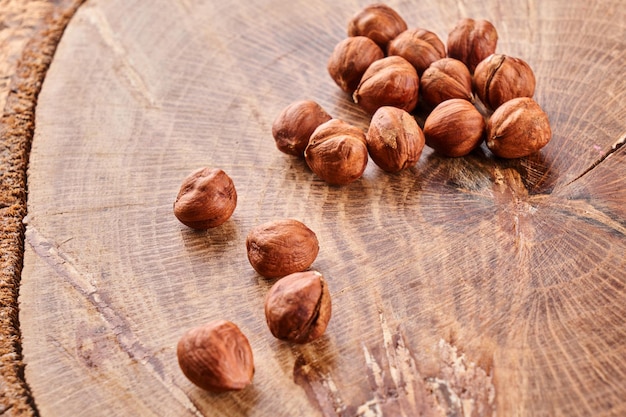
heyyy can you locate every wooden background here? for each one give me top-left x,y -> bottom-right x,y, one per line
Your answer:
13,0 -> 626,416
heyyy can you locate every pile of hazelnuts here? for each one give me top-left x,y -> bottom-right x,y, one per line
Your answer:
273,4 -> 552,185
170,3 -> 553,395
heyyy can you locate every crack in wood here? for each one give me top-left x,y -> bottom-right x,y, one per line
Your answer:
293,310 -> 496,417
565,132 -> 626,187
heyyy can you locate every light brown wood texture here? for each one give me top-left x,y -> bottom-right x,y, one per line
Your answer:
0,1 -> 84,415
20,0 -> 625,416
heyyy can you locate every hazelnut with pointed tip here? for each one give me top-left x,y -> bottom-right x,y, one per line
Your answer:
486,97 -> 551,158
177,320 -> 254,392
420,58 -> 473,108
366,106 -> 425,172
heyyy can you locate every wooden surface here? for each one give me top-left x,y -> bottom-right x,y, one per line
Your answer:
19,0 -> 625,416
0,1 -> 83,415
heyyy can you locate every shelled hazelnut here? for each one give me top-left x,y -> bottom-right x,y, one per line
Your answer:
264,270 -> 332,343
327,36 -> 385,94
353,56 -> 419,115
387,28 -> 446,76
447,18 -> 498,73
246,219 -> 319,279
173,167 -> 237,230
305,119 -> 369,185
423,99 -> 486,157
473,54 -> 536,110
366,106 -> 425,172
486,97 -> 551,158
272,100 -> 332,157
347,3 -> 407,49
420,58 -> 473,108
177,320 -> 254,392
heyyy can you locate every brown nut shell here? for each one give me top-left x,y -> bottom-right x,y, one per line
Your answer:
173,167 -> 237,230
366,106 -> 425,172
305,119 -> 368,185
177,320 -> 254,392
353,56 -> 419,115
246,219 -> 319,279
387,28 -> 446,76
327,36 -> 385,94
423,99 -> 486,157
272,100 -> 332,157
447,18 -> 498,73
473,54 -> 536,110
347,4 -> 407,49
420,58 -> 473,108
486,97 -> 551,158
264,270 -> 332,343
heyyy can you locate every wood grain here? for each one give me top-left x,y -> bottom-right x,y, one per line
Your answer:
0,1 -> 84,415
20,0 -> 625,416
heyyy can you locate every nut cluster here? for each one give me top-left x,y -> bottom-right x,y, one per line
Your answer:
172,2 -> 556,397
272,4 -> 552,176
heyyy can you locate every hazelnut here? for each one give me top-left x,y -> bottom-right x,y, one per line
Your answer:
366,106 -> 425,172
347,4 -> 407,49
305,119 -> 368,185
177,320 -> 254,392
473,54 -> 536,110
272,100 -> 332,157
447,18 -> 498,73
327,36 -> 384,94
387,28 -> 446,76
173,167 -> 237,230
264,270 -> 332,343
353,56 -> 419,115
420,58 -> 473,108
486,97 -> 551,158
423,99 -> 485,157
246,219 -> 319,279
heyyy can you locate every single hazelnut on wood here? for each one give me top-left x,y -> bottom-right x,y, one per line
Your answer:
486,97 -> 551,158
246,219 -> 319,279
366,106 -> 425,172
177,320 -> 254,392
272,100 -> 332,157
423,99 -> 486,157
174,167 -> 237,230
327,36 -> 385,94
347,3 -> 407,49
353,56 -> 419,115
387,28 -> 446,76
264,270 -> 332,343
420,58 -> 473,108
473,54 -> 536,110
447,18 -> 498,73
305,119 -> 368,185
